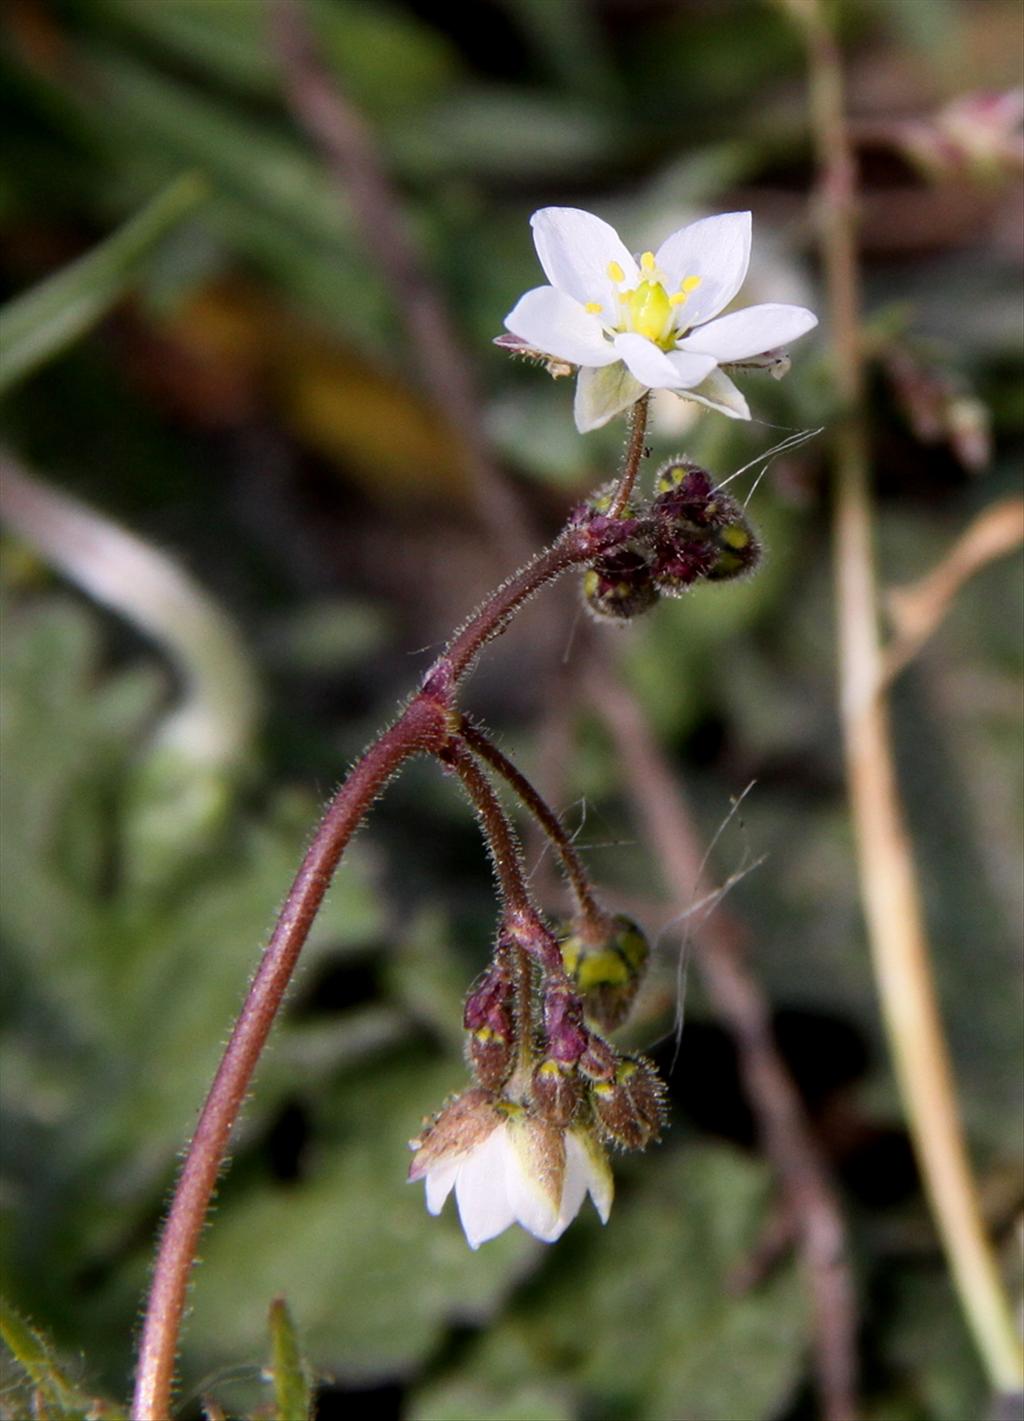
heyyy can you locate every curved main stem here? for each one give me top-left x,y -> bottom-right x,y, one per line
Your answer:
131,700 -> 443,1420
791,0 -> 1024,1392
131,502 -> 635,1419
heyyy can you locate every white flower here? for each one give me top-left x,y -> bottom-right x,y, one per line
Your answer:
408,1089 -> 613,1249
503,208 -> 818,432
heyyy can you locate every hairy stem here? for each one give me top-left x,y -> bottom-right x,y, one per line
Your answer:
459,719 -> 607,933
608,394 -> 650,518
790,0 -> 1024,1392
435,529 -> 591,688
131,697 -> 445,1421
444,740 -> 563,974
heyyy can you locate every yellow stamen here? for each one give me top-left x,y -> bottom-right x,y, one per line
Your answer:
640,250 -> 657,274
607,260 -> 624,283
669,292 -> 687,307
585,301 -> 603,314
681,274 -> 702,293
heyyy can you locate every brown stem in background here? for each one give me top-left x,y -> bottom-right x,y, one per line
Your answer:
268,0 -> 529,558
787,0 -> 1024,1395
587,655 -> 859,1421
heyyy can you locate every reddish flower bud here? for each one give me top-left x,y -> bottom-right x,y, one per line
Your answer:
651,460 -> 761,591
543,982 -> 588,1064
464,962 -> 517,1089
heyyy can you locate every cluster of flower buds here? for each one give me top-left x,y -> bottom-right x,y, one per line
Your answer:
411,909 -> 667,1246
574,460 -> 762,621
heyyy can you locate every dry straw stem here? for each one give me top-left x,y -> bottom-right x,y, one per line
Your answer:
788,0 -> 1024,1393
882,496 -> 1024,686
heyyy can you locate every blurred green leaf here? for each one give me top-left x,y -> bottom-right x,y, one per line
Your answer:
398,87 -> 622,179
0,172 -> 205,396
0,588 -> 383,1374
267,1297 -> 313,1421
409,1378 -> 573,1421
412,1143 -> 809,1421
184,1056 -> 536,1391
879,1268 -> 989,1421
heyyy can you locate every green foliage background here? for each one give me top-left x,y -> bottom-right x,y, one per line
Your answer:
1,2 -> 1021,1419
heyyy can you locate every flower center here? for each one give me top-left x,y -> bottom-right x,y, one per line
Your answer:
591,254 -> 703,349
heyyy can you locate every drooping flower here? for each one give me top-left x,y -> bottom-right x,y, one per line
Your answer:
502,208 -> 818,432
408,1088 -> 613,1249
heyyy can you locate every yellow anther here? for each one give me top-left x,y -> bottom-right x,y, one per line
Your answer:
585,301 -> 603,314
640,250 -> 657,273
607,260 -> 625,283
668,292 -> 687,307
681,274 -> 702,293
720,524 -> 750,550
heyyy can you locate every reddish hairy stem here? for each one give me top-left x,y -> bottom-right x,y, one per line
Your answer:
607,394 -> 650,518
459,719 -> 607,933
444,740 -> 561,970
131,697 -> 445,1420
436,531 -> 587,688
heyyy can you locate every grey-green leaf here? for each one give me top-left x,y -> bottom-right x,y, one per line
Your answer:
0,171 -> 206,396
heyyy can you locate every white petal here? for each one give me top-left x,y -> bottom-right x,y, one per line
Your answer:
549,1133 -> 591,1239
678,368 -> 750,420
424,1160 -> 460,1216
574,1131 -> 614,1224
680,304 -> 818,362
502,1125 -> 563,1242
504,286 -> 619,368
531,207 -> 639,311
614,334 -> 716,391
454,1128 -> 515,1250
573,363 -> 646,433
656,212 -> 752,328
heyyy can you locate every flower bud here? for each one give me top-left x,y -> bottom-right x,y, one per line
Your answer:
590,1055 -> 667,1151
704,514 -> 761,582
582,547 -> 660,621
467,1018 -> 516,1090
558,914 -> 650,1031
464,963 -> 517,1090
652,460 -> 761,591
531,1057 -> 582,1126
543,982 -> 587,1064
